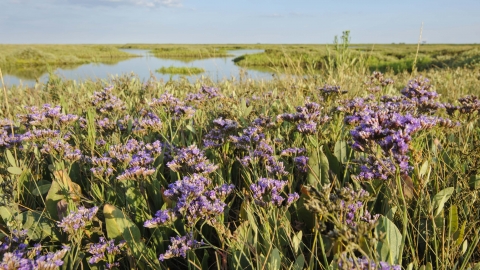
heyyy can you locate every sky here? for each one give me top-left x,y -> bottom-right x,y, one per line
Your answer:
1,0 -> 479,44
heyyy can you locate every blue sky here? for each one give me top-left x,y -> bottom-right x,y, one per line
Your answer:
1,0 -> 479,44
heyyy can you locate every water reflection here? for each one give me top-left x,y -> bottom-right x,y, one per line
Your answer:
1,49 -> 271,87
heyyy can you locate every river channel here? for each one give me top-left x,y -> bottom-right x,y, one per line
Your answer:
2,49 -> 273,87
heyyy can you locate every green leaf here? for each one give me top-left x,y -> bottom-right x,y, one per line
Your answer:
432,187 -> 454,217
32,181 -> 52,196
7,167 -> 22,175
0,206 -> 14,224
6,149 -> 17,167
318,146 -> 330,186
104,204 -> 159,267
269,248 -> 281,270
334,140 -> 349,164
469,175 -> 480,190
307,148 -> 320,188
292,231 -> 302,254
375,216 -> 402,264
448,205 -> 458,238
419,160 -> 429,178
292,254 -> 305,270
17,211 -> 59,241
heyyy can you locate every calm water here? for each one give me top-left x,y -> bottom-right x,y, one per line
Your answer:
2,49 -> 273,87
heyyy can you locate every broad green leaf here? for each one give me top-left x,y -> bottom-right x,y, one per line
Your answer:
6,149 -> 17,167
318,146 -> 330,186
419,160 -> 429,178
17,211 -> 59,241
0,206 -> 14,224
376,216 -> 402,264
104,204 -> 159,267
307,148 -> 320,188
7,167 -> 22,175
292,254 -> 305,270
269,248 -> 281,270
448,205 -> 458,238
32,180 -> 52,196
45,170 -> 82,220
432,187 -> 454,217
292,231 -> 302,254
334,140 -> 349,164
453,221 -> 466,246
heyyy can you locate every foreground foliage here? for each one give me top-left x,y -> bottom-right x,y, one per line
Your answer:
0,66 -> 479,270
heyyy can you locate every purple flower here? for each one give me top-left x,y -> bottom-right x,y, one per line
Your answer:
158,232 -> 203,261
57,206 -> 99,235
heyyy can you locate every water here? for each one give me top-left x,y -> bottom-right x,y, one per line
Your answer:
1,49 -> 273,87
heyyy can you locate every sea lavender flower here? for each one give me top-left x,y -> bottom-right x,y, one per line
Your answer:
88,237 -> 126,265
230,126 -> 265,149
149,92 -> 196,119
250,178 -> 298,207
116,166 -> 155,181
203,118 -> 238,148
91,86 -> 126,114
167,145 -> 218,175
145,174 -> 234,227
338,255 -> 401,270
158,232 -> 203,261
57,206 -> 99,235
294,156 -> 309,174
280,147 -> 306,156
319,84 -> 348,95
144,209 -> 179,228
364,71 -> 395,93
277,98 -> 329,134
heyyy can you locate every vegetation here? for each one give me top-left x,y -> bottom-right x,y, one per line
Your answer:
156,66 -> 205,75
120,44 -> 239,58
0,45 -> 136,80
0,35 -> 480,269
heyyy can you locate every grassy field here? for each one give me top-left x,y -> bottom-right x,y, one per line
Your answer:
1,37 -> 480,269
156,66 -> 205,75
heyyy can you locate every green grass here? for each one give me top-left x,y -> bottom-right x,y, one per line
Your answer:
1,38 -> 480,269
0,44 -> 135,67
156,66 -> 205,75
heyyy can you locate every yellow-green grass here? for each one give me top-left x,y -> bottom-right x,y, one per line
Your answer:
156,66 -> 205,75
0,44 -> 136,68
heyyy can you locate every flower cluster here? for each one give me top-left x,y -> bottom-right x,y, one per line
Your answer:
250,178 -> 299,208
0,230 -> 70,269
231,126 -> 288,177
344,78 -> 457,180
149,92 -> 195,120
57,206 -> 99,235
132,110 -> 163,134
203,117 -> 238,148
158,233 -> 204,261
277,99 -> 330,134
319,84 -> 348,96
88,237 -> 126,268
338,255 -> 401,270
445,95 -> 480,115
157,173 -> 234,225
400,77 -> 444,113
364,71 -> 394,93
87,139 -> 161,180
41,138 -> 82,162
185,85 -> 221,103
167,145 -> 218,175
18,104 -> 79,128
90,86 -> 126,114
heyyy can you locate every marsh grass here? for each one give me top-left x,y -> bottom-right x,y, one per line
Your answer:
1,38 -> 480,269
156,66 -> 205,75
